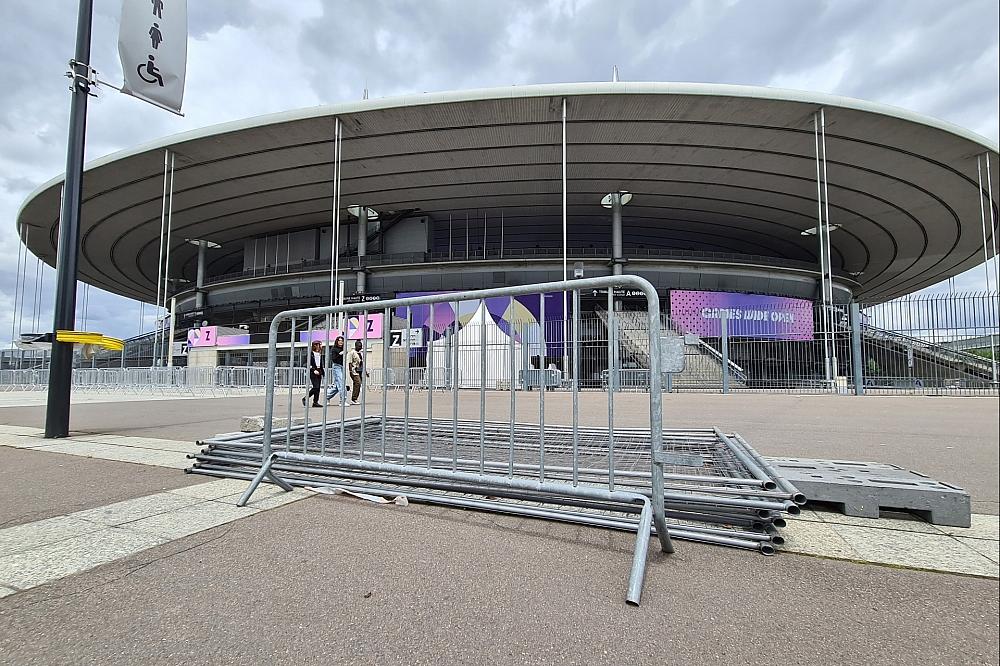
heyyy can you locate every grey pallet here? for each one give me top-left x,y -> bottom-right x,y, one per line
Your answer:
765,457 -> 971,527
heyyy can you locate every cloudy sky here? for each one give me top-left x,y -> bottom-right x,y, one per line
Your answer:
0,0 -> 997,346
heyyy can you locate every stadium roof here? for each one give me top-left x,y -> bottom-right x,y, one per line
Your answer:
16,81 -> 1000,303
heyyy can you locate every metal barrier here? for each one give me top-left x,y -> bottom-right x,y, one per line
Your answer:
860,292 -> 999,395
236,275 -> 675,605
0,366 -> 275,396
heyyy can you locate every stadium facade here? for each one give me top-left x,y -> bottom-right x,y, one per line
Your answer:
14,82 -> 1000,380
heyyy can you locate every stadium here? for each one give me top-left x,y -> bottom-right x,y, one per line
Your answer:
13,82 -> 1000,389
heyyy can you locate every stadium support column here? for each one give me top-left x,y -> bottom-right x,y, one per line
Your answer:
602,190 -> 631,312
850,301 -> 864,396
357,206 -> 367,294
813,111 -> 832,387
561,97 -> 569,381
187,238 -> 220,312
611,193 -> 623,277
195,240 -> 206,309
976,154 -> 998,385
820,109 -> 838,382
45,0 -> 93,438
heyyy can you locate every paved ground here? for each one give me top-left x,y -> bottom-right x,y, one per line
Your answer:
0,392 -> 996,664
0,446 -> 201,528
1,498 -> 997,665
3,391 -> 996,512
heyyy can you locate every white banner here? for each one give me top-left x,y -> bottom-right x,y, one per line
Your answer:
118,0 -> 187,114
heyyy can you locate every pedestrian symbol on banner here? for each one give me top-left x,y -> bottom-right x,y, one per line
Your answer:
149,23 -> 163,49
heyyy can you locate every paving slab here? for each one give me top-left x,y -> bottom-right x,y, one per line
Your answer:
215,486 -> 312,511
71,493 -> 205,528
166,478 -> 252,501
0,446 -> 202,528
830,523 -> 999,577
0,516 -> 102,557
935,514 -> 1000,541
958,537 -> 1000,564
782,518 -> 860,559
0,527 -> 167,592
123,502 -> 260,541
35,441 -> 190,469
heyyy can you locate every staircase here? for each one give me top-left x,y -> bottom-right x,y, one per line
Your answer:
861,324 -> 995,385
595,308 -> 747,389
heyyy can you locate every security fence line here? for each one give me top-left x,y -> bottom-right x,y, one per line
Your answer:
2,291 -> 996,396
0,367 -> 281,395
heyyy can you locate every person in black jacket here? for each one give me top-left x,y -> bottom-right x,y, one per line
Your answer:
302,340 -> 325,407
325,336 -> 347,405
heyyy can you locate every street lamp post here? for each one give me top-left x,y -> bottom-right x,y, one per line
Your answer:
44,0 -> 94,438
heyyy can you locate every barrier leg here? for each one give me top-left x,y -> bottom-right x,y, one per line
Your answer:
626,497 -> 654,605
237,453 -> 293,507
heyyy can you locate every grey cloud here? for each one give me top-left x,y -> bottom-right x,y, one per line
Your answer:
0,0 -> 997,346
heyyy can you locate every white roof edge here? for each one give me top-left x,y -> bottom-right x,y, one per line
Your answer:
17,80 -> 999,228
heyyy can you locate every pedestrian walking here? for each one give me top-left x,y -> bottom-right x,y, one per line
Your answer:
302,340 -> 324,407
347,340 -> 368,405
324,336 -> 347,405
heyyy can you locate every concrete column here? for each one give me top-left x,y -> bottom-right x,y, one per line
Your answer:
357,207 -> 367,293
611,193 -> 623,276
850,301 -> 864,396
195,240 -> 206,309
720,313 -> 730,394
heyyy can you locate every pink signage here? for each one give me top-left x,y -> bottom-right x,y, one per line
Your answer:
298,314 -> 384,342
187,326 -> 218,348
187,326 -> 250,348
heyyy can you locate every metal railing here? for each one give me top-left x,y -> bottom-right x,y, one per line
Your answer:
235,276 -> 676,605
860,291 -> 999,395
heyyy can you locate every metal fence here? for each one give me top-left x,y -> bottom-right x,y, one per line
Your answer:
234,276 -> 678,604
0,366 -> 284,395
186,276 -> 806,605
3,291 -> 995,397
859,292 -> 999,395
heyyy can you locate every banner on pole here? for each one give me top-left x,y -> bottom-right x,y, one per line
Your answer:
118,0 -> 187,114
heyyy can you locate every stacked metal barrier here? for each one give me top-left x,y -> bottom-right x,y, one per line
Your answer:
184,276 -> 804,605
191,418 -> 802,555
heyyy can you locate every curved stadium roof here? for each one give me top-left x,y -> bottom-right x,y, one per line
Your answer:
16,81 -> 1000,304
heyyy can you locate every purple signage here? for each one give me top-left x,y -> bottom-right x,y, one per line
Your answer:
669,290 -> 814,340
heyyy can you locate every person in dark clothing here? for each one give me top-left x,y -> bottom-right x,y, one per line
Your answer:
302,340 -> 324,407
324,336 -> 347,405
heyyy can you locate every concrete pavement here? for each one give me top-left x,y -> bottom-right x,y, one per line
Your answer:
0,498 -> 996,665
3,391 -> 996,512
0,392 -> 996,664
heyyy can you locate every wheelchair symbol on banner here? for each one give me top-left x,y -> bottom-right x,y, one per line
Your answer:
137,54 -> 164,86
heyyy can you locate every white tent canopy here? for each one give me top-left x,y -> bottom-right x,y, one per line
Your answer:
433,302 -> 528,389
